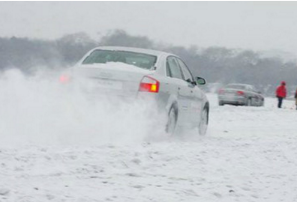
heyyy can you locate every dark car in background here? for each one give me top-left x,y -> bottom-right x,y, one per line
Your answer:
218,83 -> 264,106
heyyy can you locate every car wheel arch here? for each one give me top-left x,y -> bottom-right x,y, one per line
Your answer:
169,101 -> 179,118
166,94 -> 179,112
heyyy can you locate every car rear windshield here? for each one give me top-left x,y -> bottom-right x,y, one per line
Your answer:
82,50 -> 157,70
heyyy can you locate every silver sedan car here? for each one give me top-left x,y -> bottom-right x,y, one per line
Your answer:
218,83 -> 265,106
60,46 -> 209,135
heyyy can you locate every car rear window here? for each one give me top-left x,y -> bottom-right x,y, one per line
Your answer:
82,50 -> 157,70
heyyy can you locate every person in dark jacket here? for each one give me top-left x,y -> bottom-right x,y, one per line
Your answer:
275,81 -> 287,108
295,88 -> 297,110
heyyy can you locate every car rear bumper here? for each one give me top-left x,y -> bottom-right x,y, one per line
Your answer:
218,95 -> 246,105
84,89 -> 167,111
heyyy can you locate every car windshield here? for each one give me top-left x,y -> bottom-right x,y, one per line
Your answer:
82,50 -> 157,70
226,84 -> 247,90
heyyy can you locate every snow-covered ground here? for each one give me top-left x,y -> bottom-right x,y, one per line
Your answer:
1,70 -> 297,202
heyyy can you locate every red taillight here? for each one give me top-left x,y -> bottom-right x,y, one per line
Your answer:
237,91 -> 244,96
59,75 -> 70,83
139,76 -> 159,93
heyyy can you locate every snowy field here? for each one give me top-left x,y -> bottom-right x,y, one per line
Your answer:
1,70 -> 297,202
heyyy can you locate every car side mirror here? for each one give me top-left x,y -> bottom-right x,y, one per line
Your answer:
196,77 -> 206,85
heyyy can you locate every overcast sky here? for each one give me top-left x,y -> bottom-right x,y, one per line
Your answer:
1,2 -> 297,54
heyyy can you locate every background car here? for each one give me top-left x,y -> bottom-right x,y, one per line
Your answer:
61,46 -> 209,135
218,83 -> 265,106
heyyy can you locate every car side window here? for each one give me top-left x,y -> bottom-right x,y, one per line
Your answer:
166,56 -> 183,80
176,58 -> 194,83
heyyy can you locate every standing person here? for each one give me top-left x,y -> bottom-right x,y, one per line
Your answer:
295,88 -> 297,110
275,81 -> 287,108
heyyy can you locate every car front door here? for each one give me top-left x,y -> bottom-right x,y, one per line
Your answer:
166,56 -> 192,125
176,58 -> 204,125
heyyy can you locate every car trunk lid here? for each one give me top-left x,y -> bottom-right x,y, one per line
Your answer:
73,63 -> 154,97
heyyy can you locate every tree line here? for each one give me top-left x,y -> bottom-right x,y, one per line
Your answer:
1,30 -> 296,96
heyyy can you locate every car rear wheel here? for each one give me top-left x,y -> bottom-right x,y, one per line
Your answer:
219,101 -> 224,106
166,106 -> 177,136
199,107 -> 208,135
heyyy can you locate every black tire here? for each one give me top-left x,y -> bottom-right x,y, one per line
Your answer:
219,101 -> 224,106
166,106 -> 177,136
199,106 -> 209,135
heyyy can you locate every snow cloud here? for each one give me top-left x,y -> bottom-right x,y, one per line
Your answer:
0,69 -> 167,147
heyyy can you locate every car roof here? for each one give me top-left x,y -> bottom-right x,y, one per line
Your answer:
92,46 -> 172,57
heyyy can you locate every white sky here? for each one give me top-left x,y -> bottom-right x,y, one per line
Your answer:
1,2 -> 297,54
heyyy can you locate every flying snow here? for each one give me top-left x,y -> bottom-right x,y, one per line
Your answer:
0,69 -> 167,146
